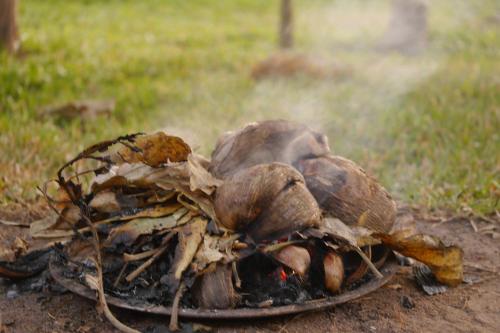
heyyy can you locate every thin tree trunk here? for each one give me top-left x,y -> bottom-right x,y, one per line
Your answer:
279,0 -> 293,49
0,0 -> 19,54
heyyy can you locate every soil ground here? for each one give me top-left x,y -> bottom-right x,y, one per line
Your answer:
0,206 -> 499,333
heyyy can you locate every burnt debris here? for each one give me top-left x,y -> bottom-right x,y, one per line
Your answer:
0,120 -> 463,332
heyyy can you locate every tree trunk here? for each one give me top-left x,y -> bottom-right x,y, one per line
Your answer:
279,0 -> 293,49
378,0 -> 427,55
0,0 -> 19,54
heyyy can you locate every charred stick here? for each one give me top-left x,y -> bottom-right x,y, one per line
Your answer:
113,263 -> 129,288
123,249 -> 158,262
82,214 -> 139,333
232,261 -> 242,288
352,246 -> 383,279
125,232 -> 176,282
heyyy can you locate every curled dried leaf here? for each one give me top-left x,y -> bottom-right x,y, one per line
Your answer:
191,234 -> 233,273
115,132 -> 191,167
379,233 -> 463,286
89,191 -> 121,213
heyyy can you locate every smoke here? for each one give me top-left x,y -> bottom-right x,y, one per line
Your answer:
160,0 -> 442,169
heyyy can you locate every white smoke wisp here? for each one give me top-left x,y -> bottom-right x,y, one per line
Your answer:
159,0 -> 449,168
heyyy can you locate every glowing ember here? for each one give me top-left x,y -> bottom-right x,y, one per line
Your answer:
279,267 -> 287,282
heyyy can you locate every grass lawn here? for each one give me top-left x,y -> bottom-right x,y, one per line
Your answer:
0,0 -> 498,215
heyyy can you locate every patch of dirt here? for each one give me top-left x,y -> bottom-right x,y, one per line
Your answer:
1,206 -> 499,333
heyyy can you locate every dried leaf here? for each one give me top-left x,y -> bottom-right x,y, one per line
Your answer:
379,232 -> 463,286
313,217 -> 380,248
115,132 -> 191,167
41,99 -> 115,120
192,234 -> 231,273
91,156 -> 219,222
89,191 -> 121,213
32,203 -> 184,239
187,154 -> 223,195
1,224 -> 43,262
170,217 -> 208,282
30,213 -> 58,237
104,207 -> 187,247
319,217 -> 358,246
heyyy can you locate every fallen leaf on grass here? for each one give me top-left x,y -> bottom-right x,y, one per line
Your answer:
40,99 -> 115,120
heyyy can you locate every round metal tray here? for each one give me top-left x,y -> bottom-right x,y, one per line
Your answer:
50,256 -> 397,319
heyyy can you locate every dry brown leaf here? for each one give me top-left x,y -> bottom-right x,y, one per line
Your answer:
192,234 -> 231,273
115,132 -> 191,167
170,217 -> 208,282
315,217 -> 380,248
41,99 -> 115,120
89,191 -> 121,213
319,217 -> 358,246
90,157 -> 219,223
30,213 -> 59,237
187,154 -> 223,195
379,232 -> 463,286
103,207 -> 187,247
32,204 -> 184,239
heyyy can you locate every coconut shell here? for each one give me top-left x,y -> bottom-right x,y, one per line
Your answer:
246,179 -> 321,241
274,245 -> 311,277
214,163 -> 303,231
297,155 -> 396,234
323,251 -> 344,293
214,163 -> 321,241
209,120 -> 330,179
192,264 -> 239,309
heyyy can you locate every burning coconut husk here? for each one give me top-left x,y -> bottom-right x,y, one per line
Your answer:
0,120 -> 463,332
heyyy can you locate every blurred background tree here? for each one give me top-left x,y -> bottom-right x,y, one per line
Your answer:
0,0 -> 19,54
279,0 -> 293,49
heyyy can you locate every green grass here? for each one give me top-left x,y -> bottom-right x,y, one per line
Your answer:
0,0 -> 498,215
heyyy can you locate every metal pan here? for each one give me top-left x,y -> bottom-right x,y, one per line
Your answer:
50,256 -> 398,320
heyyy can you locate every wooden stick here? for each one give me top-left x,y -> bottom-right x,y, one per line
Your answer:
353,246 -> 383,279
169,281 -> 186,331
125,232 -> 175,282
83,215 -> 139,333
123,249 -> 157,262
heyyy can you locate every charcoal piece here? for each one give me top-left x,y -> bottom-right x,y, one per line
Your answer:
413,264 -> 448,295
401,295 -> 415,309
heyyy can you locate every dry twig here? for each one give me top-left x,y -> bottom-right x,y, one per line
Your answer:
125,232 -> 176,282
169,281 -> 187,331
